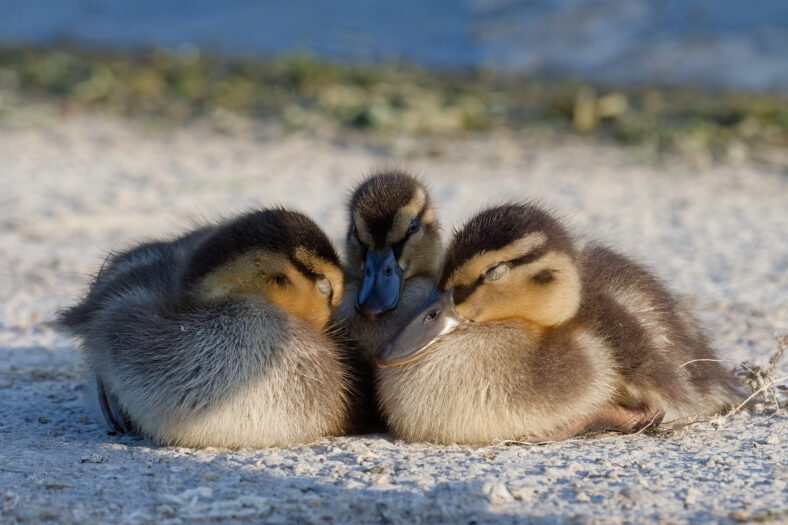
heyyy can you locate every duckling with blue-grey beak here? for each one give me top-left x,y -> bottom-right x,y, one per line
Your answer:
378,203 -> 742,445
335,171 -> 442,363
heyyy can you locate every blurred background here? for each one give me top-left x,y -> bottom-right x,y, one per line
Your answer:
0,0 -> 786,162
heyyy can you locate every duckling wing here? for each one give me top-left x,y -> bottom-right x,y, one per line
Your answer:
578,245 -> 742,418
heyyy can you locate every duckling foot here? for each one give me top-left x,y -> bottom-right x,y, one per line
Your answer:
96,377 -> 131,434
564,405 -> 665,439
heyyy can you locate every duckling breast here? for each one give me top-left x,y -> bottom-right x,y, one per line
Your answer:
81,291 -> 350,448
377,321 -> 620,445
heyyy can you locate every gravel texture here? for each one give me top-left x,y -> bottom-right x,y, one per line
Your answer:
0,114 -> 786,523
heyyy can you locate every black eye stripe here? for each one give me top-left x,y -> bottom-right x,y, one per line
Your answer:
452,280 -> 482,305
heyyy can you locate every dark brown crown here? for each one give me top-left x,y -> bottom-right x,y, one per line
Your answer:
439,203 -> 574,289
181,208 -> 340,289
348,171 -> 430,250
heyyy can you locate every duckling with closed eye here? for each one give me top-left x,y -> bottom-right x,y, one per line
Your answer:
378,203 -> 741,445
58,208 -> 351,449
334,171 -> 442,363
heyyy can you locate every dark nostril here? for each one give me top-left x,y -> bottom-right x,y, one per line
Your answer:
384,266 -> 393,276
425,310 -> 439,322
365,267 -> 371,277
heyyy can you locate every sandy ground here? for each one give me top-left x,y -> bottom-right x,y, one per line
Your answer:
0,113 -> 786,523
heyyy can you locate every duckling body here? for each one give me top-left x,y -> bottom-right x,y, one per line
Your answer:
59,209 -> 350,449
378,203 -> 740,445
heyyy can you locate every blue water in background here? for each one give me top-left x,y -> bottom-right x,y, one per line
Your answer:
1,0 -> 786,91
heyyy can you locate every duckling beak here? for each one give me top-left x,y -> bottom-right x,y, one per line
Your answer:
355,249 -> 404,319
377,289 -> 462,367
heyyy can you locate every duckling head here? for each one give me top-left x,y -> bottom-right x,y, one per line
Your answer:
346,170 -> 440,320
379,203 -> 581,366
181,208 -> 344,331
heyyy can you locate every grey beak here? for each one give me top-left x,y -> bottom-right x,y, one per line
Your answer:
377,289 -> 462,367
355,249 -> 404,319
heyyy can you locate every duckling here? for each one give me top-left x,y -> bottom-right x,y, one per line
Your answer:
334,170 -> 442,362
377,203 -> 741,445
58,208 -> 351,449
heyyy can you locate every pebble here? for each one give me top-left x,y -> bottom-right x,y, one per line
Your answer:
180,486 -> 212,500
483,482 -> 515,505
509,485 -> 538,501
684,488 -> 702,506
544,468 -> 564,479
80,453 -> 107,464
619,487 -> 640,500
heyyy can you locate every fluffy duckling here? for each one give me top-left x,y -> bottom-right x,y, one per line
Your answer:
58,208 -> 351,449
334,171 -> 442,362
377,203 -> 741,445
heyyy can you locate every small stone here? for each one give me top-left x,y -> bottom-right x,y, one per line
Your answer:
730,510 -> 749,521
181,486 -> 212,500
38,417 -> 51,424
368,466 -> 385,475
156,505 -> 176,518
373,475 -> 390,487
619,487 -> 639,500
200,471 -> 219,482
575,491 -> 591,503
684,488 -> 701,506
765,434 -> 781,445
544,468 -> 563,479
509,485 -> 538,500
80,453 -> 107,464
483,482 -> 515,505
157,494 -> 183,506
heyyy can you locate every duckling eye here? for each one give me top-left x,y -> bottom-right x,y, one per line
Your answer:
316,276 -> 332,296
407,219 -> 420,234
483,263 -> 509,282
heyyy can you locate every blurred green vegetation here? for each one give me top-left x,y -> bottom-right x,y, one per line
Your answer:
0,47 -> 786,159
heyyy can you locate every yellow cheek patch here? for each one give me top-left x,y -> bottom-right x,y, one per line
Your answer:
454,251 -> 581,327
265,267 -> 332,331
398,229 -> 441,279
194,249 -> 335,331
444,232 -> 548,289
293,247 -> 345,307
